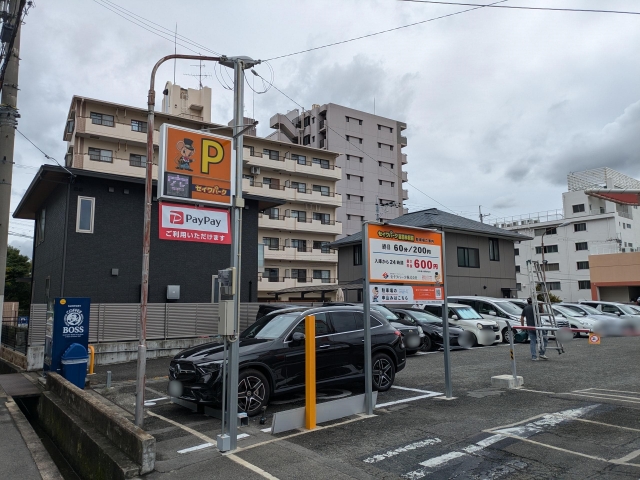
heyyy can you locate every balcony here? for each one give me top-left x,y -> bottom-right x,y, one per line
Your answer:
244,179 -> 342,206
74,116 -> 159,147
259,213 -> 342,235
258,276 -> 337,292
319,138 -> 326,149
402,189 -> 409,200
263,246 -> 338,263
398,135 -> 407,147
401,171 -> 408,182
243,147 -> 341,181
401,153 -> 407,165
269,113 -> 298,142
71,153 -> 157,178
319,119 -> 326,131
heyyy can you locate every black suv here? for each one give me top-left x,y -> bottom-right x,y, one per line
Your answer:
169,306 -> 407,416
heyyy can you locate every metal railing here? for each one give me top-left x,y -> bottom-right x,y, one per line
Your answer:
1,318 -> 29,355
258,213 -> 339,225
492,209 -> 565,228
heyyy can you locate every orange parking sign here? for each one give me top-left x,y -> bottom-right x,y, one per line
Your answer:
588,334 -> 601,345
158,125 -> 233,207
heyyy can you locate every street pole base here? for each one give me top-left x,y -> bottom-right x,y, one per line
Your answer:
217,434 -> 230,452
491,374 -> 524,389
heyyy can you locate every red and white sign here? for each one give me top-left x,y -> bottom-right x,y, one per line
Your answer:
159,202 -> 231,244
369,285 -> 443,304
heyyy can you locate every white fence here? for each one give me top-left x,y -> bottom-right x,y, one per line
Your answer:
28,303 -> 262,346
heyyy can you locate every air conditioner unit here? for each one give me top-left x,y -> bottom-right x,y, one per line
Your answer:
250,166 -> 261,174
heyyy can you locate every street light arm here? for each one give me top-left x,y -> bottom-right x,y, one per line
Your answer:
148,54 -> 222,104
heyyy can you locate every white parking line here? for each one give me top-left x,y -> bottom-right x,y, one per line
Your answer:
237,433 -> 250,440
392,386 -> 442,394
376,393 -> 442,408
178,443 -> 214,454
559,392 -> 640,404
363,438 -> 441,463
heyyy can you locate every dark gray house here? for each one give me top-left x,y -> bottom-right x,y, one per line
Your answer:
331,208 -> 532,302
14,165 -> 278,304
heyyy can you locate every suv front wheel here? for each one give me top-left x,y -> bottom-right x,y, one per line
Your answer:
238,369 -> 270,416
372,353 -> 395,392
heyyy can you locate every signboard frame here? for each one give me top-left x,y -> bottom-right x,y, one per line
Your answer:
157,124 -> 235,208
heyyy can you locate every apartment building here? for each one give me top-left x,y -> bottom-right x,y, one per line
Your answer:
61,83 -> 342,302
268,103 -> 409,237
496,168 -> 640,302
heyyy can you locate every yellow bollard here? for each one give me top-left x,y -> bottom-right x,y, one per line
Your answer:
305,314 -> 316,430
88,345 -> 95,375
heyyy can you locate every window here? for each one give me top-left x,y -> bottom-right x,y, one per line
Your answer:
575,242 -> 588,251
88,147 -> 113,163
535,245 -> 558,254
313,212 -> 330,224
36,208 -> 45,245
547,282 -> 561,290
489,238 -> 500,261
457,247 -> 480,268
291,210 -> 307,222
90,112 -> 114,127
242,174 -> 255,186
313,270 -> 331,283
312,158 -> 330,169
76,197 -> 95,233
303,116 -> 310,127
263,177 -> 281,190
515,265 -> 520,273
264,207 -> 279,219
131,120 -> 147,133
263,148 -> 279,160
576,261 -> 590,270
542,263 -> 560,272
129,154 -> 146,168
514,248 -> 519,256
313,241 -> 331,253
572,204 -> 585,213
291,269 -> 307,282
578,280 -> 591,290
628,223 -> 632,228
330,312 -> 357,334
516,283 -> 522,291
263,268 -> 279,282
291,181 -> 306,193
353,244 -> 362,265
291,239 -> 307,252
574,223 -> 587,232
263,237 -> 280,250
292,154 -> 306,165
313,184 -> 330,196
534,227 -> 557,236
303,134 -> 310,145
347,214 -> 351,220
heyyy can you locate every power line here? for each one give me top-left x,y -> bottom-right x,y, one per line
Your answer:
252,72 -> 458,214
264,0 -> 509,61
399,0 -> 640,16
8,231 -> 32,239
15,129 -> 74,176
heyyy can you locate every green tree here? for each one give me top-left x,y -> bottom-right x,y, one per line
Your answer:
535,284 -> 562,303
4,246 -> 32,314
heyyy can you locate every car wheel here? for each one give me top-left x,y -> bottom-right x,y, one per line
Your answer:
238,369 -> 270,417
571,325 -> 580,338
420,335 -> 434,352
372,353 -> 395,392
502,328 -> 511,343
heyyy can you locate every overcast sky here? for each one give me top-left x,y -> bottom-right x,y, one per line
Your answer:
8,0 -> 640,255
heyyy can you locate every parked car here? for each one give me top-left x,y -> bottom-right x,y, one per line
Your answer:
509,299 -> 527,309
449,296 -> 525,343
168,306 -> 407,416
579,300 -> 640,317
421,303 -> 500,346
255,303 -> 305,321
551,305 -> 598,337
392,308 -> 467,351
563,302 -> 640,336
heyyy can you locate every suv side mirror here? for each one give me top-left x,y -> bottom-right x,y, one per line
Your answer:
451,314 -> 459,320
488,310 -> 496,316
616,311 -> 621,316
292,332 -> 305,342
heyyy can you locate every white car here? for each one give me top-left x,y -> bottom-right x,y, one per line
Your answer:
551,305 -> 597,338
422,303 -> 500,347
449,296 -> 529,343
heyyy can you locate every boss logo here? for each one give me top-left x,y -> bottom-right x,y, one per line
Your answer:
63,308 -> 85,335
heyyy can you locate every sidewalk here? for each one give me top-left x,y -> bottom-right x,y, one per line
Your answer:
0,379 -> 62,480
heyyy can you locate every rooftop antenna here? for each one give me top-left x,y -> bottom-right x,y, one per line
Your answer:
184,61 -> 212,89
173,23 -> 177,84
374,97 -> 376,115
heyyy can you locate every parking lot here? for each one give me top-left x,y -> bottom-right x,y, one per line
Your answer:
92,335 -> 640,479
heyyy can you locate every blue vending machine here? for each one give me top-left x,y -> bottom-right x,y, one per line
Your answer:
44,297 -> 91,376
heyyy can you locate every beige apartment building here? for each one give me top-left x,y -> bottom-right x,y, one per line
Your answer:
63,83 -> 342,302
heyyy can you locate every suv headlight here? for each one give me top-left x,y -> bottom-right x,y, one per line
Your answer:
197,360 -> 223,375
477,323 -> 484,330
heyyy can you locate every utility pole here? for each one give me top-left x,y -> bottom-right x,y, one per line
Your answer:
479,206 -> 490,224
376,197 -> 380,222
0,0 -> 23,342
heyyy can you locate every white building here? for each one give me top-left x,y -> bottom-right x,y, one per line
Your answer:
494,168 -> 640,302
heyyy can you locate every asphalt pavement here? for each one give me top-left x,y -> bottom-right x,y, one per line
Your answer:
91,335 -> 640,479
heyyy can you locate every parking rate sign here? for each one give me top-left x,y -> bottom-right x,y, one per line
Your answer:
367,224 -> 443,288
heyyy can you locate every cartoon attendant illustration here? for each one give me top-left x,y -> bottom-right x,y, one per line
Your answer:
435,272 -> 441,286
372,287 -> 379,302
175,138 -> 195,171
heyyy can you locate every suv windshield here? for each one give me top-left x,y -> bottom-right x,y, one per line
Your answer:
371,305 -> 399,321
619,305 -> 640,315
554,305 -> 581,317
453,307 -> 483,320
564,304 -> 600,316
496,301 -> 523,316
241,313 -> 301,339
408,310 -> 442,324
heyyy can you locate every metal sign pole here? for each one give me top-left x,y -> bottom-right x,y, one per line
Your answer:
440,229 -> 452,398
362,222 -> 373,415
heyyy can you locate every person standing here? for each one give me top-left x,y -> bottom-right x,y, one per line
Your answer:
520,297 -> 548,361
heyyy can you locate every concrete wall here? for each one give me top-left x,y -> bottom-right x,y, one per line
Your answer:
30,175 -> 259,304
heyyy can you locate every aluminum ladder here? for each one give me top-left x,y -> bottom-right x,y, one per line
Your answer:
527,260 -> 565,355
